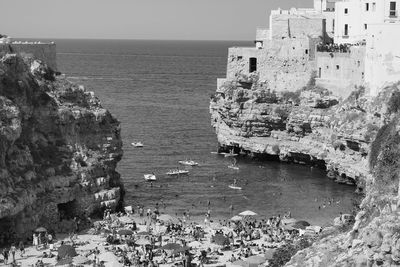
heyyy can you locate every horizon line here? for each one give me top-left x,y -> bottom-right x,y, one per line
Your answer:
14,37 -> 254,42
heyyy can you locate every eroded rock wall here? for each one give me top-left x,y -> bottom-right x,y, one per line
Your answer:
210,76 -> 392,188
0,54 -> 123,244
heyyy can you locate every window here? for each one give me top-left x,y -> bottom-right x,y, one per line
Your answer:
305,49 -> 309,55
364,23 -> 368,30
344,8 -> 348,14
357,60 -> 361,67
366,3 -> 369,11
344,24 -> 349,36
372,2 -> 376,11
333,19 -> 335,30
238,56 -> 243,60
336,65 -> 340,70
249,57 -> 257,73
318,68 -> 321,78
390,2 -> 397,17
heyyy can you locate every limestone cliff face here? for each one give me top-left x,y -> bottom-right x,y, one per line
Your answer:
0,54 -> 123,244
210,75 -> 390,188
211,74 -> 400,266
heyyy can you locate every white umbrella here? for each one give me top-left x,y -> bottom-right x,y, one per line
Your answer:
230,215 -> 243,221
239,210 -> 257,216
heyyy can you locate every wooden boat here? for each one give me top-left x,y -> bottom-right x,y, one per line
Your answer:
166,170 -> 189,175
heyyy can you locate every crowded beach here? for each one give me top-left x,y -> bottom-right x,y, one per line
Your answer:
0,204 -> 336,267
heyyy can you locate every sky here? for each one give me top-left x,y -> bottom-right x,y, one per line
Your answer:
1,0 -> 312,40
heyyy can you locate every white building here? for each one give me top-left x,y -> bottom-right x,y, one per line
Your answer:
334,0 -> 400,44
365,23 -> 400,96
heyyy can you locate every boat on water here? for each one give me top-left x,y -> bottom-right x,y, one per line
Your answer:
144,174 -> 156,181
225,153 -> 238,157
178,160 -> 199,166
166,169 -> 189,175
131,142 -> 144,147
229,185 -> 242,190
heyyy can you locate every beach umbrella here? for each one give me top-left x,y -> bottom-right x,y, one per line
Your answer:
73,255 -> 90,265
56,258 -> 73,266
118,229 -> 134,236
230,215 -> 243,221
212,235 -> 230,246
281,218 -> 297,225
160,243 -> 182,251
136,231 -> 151,236
57,244 -> 77,259
246,255 -> 266,265
136,238 -> 151,246
174,246 -> 190,253
35,227 -> 47,233
158,214 -> 179,224
239,210 -> 257,216
292,220 -> 311,229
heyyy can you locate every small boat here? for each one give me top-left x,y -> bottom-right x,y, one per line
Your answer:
210,152 -> 219,155
178,160 -> 199,166
144,174 -> 156,181
229,185 -> 242,190
131,142 -> 144,147
166,170 -> 189,176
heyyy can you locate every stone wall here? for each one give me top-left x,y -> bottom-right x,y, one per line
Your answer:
316,46 -> 366,98
0,43 -> 57,71
270,14 -> 325,39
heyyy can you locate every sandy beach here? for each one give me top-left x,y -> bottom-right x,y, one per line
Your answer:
1,209 -> 325,267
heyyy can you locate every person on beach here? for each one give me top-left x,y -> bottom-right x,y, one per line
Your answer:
10,243 -> 16,263
2,248 -> 9,265
18,241 -> 25,257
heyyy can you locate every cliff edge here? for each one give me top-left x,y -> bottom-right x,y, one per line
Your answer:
0,53 -> 123,244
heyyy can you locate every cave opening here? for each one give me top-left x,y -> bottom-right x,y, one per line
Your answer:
57,199 -> 79,221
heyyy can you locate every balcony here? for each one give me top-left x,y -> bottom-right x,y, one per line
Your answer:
389,10 -> 398,18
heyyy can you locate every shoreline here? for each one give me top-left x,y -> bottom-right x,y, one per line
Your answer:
4,210 -> 355,267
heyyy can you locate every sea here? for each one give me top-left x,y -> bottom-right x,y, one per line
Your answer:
52,39 -> 357,226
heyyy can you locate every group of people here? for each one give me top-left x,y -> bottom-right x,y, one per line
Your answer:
317,42 -> 352,53
1,242 -> 24,266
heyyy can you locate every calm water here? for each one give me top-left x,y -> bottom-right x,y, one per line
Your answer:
53,39 -> 357,226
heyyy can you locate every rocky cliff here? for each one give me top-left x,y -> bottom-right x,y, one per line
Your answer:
0,53 -> 123,244
210,73 -> 400,266
210,73 -> 389,189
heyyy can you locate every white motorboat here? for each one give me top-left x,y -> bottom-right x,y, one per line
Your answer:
144,174 -> 156,181
166,169 -> 189,175
131,142 -> 144,147
178,160 -> 199,166
228,165 -> 240,170
225,153 -> 238,157
229,185 -> 242,190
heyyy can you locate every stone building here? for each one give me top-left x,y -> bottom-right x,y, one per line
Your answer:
219,0 -> 400,98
